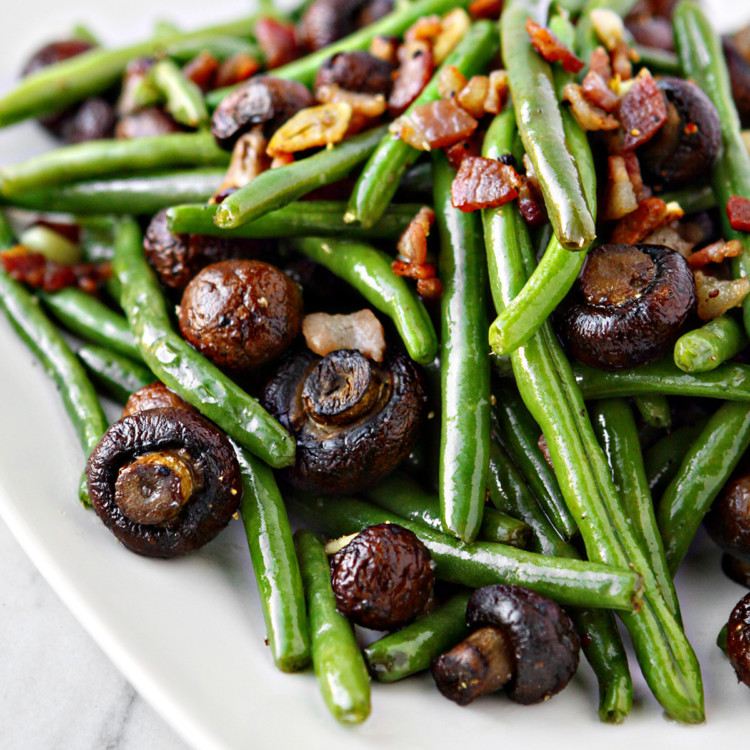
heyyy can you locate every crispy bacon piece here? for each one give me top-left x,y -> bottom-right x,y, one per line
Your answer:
694,270 -> 750,321
389,41 -> 434,116
457,75 -> 490,119
451,156 -> 521,212
266,102 -> 352,157
391,260 -> 437,280
688,239 -> 743,269
611,39 -> 633,81
619,69 -> 666,150
589,46 -> 613,82
469,0 -> 503,20
433,9 -> 471,63
302,309 -> 386,362
370,35 -> 400,66
526,19 -> 585,74
1,247 -> 110,294
405,14 -> 442,44
484,70 -> 509,115
622,152 -> 644,198
518,179 -> 547,227
391,98 -> 478,150
590,9 -> 625,51
610,197 -> 683,244
602,155 -> 638,221
183,51 -> 220,92
397,207 -> 435,266
255,17 -> 299,69
215,53 -> 261,89
438,65 -> 468,99
563,83 -> 620,131
316,84 -> 386,135
727,195 -> 750,232
581,71 -> 619,112
417,277 -> 443,300
444,136 -> 482,169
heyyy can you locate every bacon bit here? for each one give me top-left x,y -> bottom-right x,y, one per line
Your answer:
444,135 -> 482,169
589,46 -> 613,82
270,152 -> 294,169
602,155 -> 638,220
389,41 -> 434,116
590,9 -> 626,52
183,51 -> 219,92
303,309 -> 386,363
619,69 -> 667,150
518,179 -> 547,227
451,156 -> 521,212
484,70 -> 509,115
417,277 -> 444,300
316,84 -> 386,135
694,270 -> 750,321
563,82 -> 620,131
215,53 -> 261,89
526,18 -> 585,74
405,14 -> 443,44
397,207 -> 435,265
433,9 -> 471,63
266,102 -> 352,157
1,246 -> 110,294
457,75 -> 490,119
610,197 -> 683,243
643,225 -> 694,258
213,128 -> 270,199
611,38 -> 633,81
469,0 -> 503,20
438,65 -> 468,99
391,260 -> 437,280
390,98 -> 478,150
370,35 -> 400,66
727,195 -> 750,232
621,152 -> 644,198
688,239 -> 743,269
581,71 -> 619,112
255,17 -> 299,70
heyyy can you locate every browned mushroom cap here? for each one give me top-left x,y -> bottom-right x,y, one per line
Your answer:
558,243 -> 696,371
638,77 -> 721,190
705,474 -> 750,563
210,75 -> 314,150
314,51 -> 394,96
724,37 -> 750,129
115,107 -> 183,140
432,584 -> 580,705
179,259 -> 303,372
122,381 -> 196,418
300,0 -> 387,52
726,592 -> 750,688
86,408 -> 242,558
261,348 -> 425,494
329,523 -> 434,630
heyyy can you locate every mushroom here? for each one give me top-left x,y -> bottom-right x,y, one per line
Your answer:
329,522 -> 434,630
704,473 -> 750,564
86,407 -> 243,558
431,584 -> 580,705
638,77 -> 722,190
724,37 -> 750,129
558,243 -> 696,370
115,107 -> 183,140
314,51 -> 394,96
210,75 -> 314,150
725,592 -> 750,688
261,347 -> 425,494
300,0 -> 393,52
721,553 -> 750,589
178,259 -> 303,372
122,381 -> 197,418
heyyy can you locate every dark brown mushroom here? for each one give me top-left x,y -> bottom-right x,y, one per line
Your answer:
558,243 -> 696,371
86,407 -> 243,558
299,0 -> 393,52
725,592 -> 750,688
179,259 -> 303,372
210,75 -> 314,150
638,77 -> 721,190
705,474 -> 750,563
432,584 -> 580,705
722,553 -> 750,589
115,107 -> 183,140
314,51 -> 394,96
122,381 -> 197,418
261,347 -> 425,494
329,522 -> 434,630
724,37 -> 750,129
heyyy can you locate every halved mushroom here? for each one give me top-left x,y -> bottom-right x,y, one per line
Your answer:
261,348 -> 425,494
558,243 -> 696,370
329,522 -> 434,630
431,584 -> 580,705
705,474 -> 750,563
86,407 -> 242,558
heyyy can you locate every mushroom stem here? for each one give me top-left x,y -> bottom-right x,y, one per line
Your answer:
431,626 -> 515,705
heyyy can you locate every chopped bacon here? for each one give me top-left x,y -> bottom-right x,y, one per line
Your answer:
727,195 -> 750,232
389,41 -> 435,116
457,75 -> 490,119
602,155 -> 638,221
1,247 -> 110,294
581,71 -> 619,112
390,98 -> 478,150
643,225 -> 694,258
611,39 -> 634,81
417,277 -> 444,300
369,35 -> 400,66
469,0 -> 503,20
433,9 -> 471,63
688,239 -> 743,269
694,270 -> 750,321
622,152 -> 644,198
438,65 -> 468,99
391,260 -> 437,280
526,18 -> 585,74
563,82 -> 620,131
589,46 -> 613,82
255,17 -> 299,69
397,207 -> 435,266
589,9 -> 625,51
183,51 -> 219,92
451,156 -> 521,212
266,102 -> 352,157
444,135 -> 482,169
270,152 -> 294,169
518,179 -> 547,227
302,309 -> 386,362
316,84 -> 386,135
215,53 -> 261,89
610,197 -> 683,244
483,70 -> 509,114
405,14 -> 443,44
619,69 -> 667,150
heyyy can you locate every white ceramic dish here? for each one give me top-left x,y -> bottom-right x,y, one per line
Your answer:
2,2 -> 750,748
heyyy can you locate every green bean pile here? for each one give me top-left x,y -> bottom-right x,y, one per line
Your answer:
3,0 -> 750,733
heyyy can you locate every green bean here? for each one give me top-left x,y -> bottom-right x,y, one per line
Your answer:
503,0 -> 595,249
576,0 -> 640,68
287,493 -> 643,612
205,0 -> 475,107
19,225 -> 82,264
482,109 -> 704,722
674,316 -> 749,373
346,21 -> 498,229
78,345 -> 153,403
399,161 -> 433,198
149,59 -> 208,128
644,421 -> 707,497
633,44 -> 681,76
364,472 -> 530,548
433,150 -> 490,542
657,185 -> 717,214
633,394 -> 672,429
674,2 -> 750,335
70,24 -> 100,45
213,126 -> 387,228
0,13 -> 264,127
167,200 -> 422,240
294,530 -> 370,724
591,399 -> 680,618
112,217 -> 295,468
657,401 -> 750,575
288,237 -> 438,364
0,132 -> 229,197
165,36 -> 261,64
718,624 -> 728,654
41,288 -> 142,361
238,448 -> 311,673
364,591 -> 472,683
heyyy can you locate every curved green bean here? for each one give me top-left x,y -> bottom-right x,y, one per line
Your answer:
77,345 -> 153,404
149,59 -> 208,128
674,316 -> 749,373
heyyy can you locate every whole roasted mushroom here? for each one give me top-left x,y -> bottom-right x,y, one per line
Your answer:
558,243 -> 696,370
329,522 -> 434,630
300,0 -> 393,52
261,348 -> 425,494
725,592 -> 750,688
705,474 -> 750,563
314,51 -> 394,96
122,381 -> 197,418
431,584 -> 580,705
86,407 -> 243,558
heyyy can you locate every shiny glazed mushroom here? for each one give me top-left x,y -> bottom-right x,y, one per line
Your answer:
726,592 -> 750,688
86,407 -> 242,558
705,473 -> 750,563
558,243 -> 696,370
261,348 -> 425,494
314,51 -> 394,96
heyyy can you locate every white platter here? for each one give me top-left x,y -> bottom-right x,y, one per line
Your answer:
2,2 -> 750,748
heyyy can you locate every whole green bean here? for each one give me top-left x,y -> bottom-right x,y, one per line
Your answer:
294,530 -> 370,724
433,151 -> 490,543
287,493 -> 643,612
0,132 -> 229,197
112,217 -> 295,468
644,421 -> 707,497
657,401 -> 750,574
168,200 -> 422,240
289,237 -> 438,364
346,21 -> 498,229
150,58 -> 208,128
77,345 -> 153,404
674,316 -> 749,373
633,394 -> 672,429
238,448 -> 311,673
364,472 -> 530,548
214,126 -> 387,229
364,591 -> 472,683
